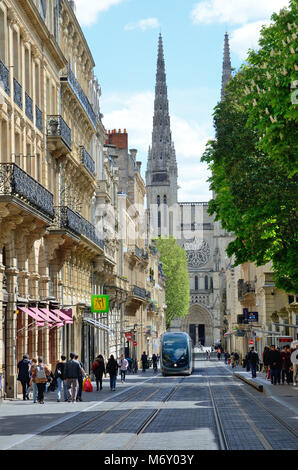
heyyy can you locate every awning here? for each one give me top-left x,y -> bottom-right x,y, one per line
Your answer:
18,307 -> 44,327
30,308 -> 53,326
39,308 -> 64,327
52,309 -> 73,324
83,317 -> 113,335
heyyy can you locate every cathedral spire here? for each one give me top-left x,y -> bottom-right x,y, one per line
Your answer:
221,32 -> 232,100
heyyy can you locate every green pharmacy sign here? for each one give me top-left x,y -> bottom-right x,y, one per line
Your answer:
91,295 -> 109,313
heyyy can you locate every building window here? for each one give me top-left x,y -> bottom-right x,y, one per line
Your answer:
195,276 -> 199,291
205,276 -> 208,290
157,195 -> 160,206
40,0 -> 47,20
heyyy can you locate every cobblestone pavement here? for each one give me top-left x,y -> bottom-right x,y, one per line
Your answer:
0,361 -> 297,450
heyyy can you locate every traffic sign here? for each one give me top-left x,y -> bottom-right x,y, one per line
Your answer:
133,341 -> 137,346
125,333 -> 133,341
249,339 -> 254,345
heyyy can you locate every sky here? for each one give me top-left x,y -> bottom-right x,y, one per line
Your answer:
74,0 -> 289,202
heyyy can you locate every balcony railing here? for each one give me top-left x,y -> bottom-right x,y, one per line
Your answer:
80,216 -> 104,251
0,163 -> 54,219
134,245 -> 142,259
13,78 -> 22,109
53,206 -> 82,235
132,285 -> 146,299
61,66 -> 96,128
25,92 -> 33,121
0,60 -> 10,95
238,280 -> 256,300
80,147 -> 95,177
35,105 -> 43,132
47,115 -> 72,150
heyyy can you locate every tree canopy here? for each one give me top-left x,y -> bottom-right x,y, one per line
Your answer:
154,237 -> 190,328
202,1 -> 298,293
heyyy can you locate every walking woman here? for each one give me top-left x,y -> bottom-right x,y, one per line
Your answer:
31,356 -> 51,404
118,354 -> 129,383
106,355 -> 118,391
92,355 -> 106,391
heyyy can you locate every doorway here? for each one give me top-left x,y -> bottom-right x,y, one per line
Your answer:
198,324 -> 205,346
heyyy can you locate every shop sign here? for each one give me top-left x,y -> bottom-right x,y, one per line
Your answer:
91,295 -> 109,313
236,330 -> 245,337
248,312 -> 258,322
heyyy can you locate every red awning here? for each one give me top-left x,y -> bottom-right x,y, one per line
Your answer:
18,307 -> 45,327
30,308 -> 53,326
52,309 -> 73,324
39,308 -> 64,327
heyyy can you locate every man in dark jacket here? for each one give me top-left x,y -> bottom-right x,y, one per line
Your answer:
17,355 -> 31,400
54,355 -> 67,402
247,347 -> 259,378
268,345 -> 282,385
141,352 -> 148,372
64,352 -> 82,402
281,346 -> 291,385
92,355 -> 106,391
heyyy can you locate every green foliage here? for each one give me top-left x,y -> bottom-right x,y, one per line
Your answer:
154,237 -> 190,328
202,1 -> 298,292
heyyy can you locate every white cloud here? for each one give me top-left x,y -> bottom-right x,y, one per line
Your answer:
191,0 -> 289,25
75,0 -> 126,27
124,18 -> 160,32
230,20 -> 271,60
101,91 -> 212,201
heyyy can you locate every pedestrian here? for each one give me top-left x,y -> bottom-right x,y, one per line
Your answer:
126,357 -> 133,373
17,354 -> 31,401
118,354 -> 129,383
224,351 -> 230,365
54,355 -> 68,402
217,349 -> 221,361
106,355 -> 118,391
74,354 -> 86,402
141,351 -> 148,372
92,355 -> 106,391
280,345 -> 291,385
29,358 -> 38,403
234,352 -> 239,367
31,356 -> 51,404
230,352 -> 236,368
64,352 -> 82,402
268,345 -> 282,385
247,347 -> 259,378
263,346 -> 270,380
292,344 -> 298,386
152,353 -> 158,372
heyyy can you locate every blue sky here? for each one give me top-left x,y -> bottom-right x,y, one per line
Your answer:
74,0 -> 289,201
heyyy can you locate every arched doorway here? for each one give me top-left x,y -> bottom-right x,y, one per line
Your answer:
181,304 -> 213,347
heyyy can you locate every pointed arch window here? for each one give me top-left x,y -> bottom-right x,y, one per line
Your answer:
163,195 -> 167,205
195,276 -> 199,291
205,276 -> 208,290
157,195 -> 160,206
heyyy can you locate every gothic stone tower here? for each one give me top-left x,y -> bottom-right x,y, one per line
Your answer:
146,34 -> 178,237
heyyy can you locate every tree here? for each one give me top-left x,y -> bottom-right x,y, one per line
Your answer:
202,1 -> 298,292
154,237 -> 190,328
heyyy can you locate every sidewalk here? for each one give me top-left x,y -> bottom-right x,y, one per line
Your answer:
231,367 -> 298,416
0,371 -> 158,450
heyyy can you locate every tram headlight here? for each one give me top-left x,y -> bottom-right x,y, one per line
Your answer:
174,363 -> 177,367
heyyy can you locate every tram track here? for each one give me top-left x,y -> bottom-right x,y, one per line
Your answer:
206,363 -> 298,450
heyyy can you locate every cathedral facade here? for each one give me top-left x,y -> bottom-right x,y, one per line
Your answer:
146,34 -> 234,346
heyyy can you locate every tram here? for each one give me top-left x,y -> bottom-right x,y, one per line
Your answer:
160,332 -> 194,376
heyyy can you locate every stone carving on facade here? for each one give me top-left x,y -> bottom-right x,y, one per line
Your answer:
184,238 -> 211,268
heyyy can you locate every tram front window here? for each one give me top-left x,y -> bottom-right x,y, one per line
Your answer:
162,336 -> 189,367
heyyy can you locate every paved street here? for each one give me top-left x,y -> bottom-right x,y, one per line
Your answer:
0,360 -> 297,451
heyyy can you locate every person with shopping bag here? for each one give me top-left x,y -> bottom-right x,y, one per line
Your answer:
83,376 -> 93,392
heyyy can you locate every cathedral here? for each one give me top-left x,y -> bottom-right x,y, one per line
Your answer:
146,33 -> 234,346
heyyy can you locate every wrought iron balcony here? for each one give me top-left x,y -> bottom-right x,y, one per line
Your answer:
238,279 -> 256,300
36,105 -> 43,132
80,216 -> 104,251
0,60 -> 10,95
61,66 -> 96,128
134,245 -> 142,259
80,146 -> 95,177
13,78 -> 22,109
52,206 -> 82,235
0,163 -> 54,219
25,92 -> 33,121
47,115 -> 72,153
